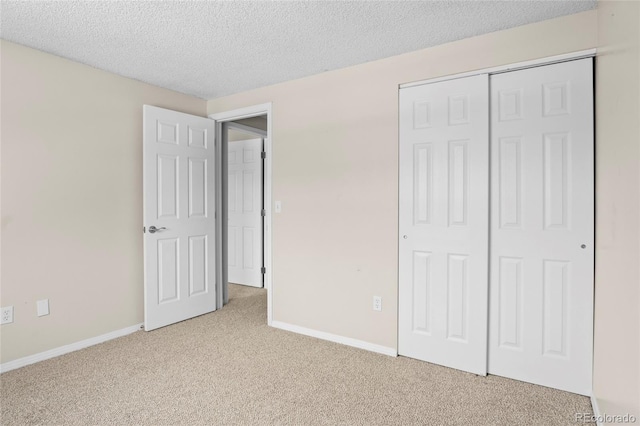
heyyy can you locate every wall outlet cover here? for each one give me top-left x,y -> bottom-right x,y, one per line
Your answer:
1,306 -> 14,324
373,296 -> 382,312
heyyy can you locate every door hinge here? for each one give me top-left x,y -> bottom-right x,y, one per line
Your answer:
261,152 -> 266,159
261,209 -> 266,217
261,267 -> 266,274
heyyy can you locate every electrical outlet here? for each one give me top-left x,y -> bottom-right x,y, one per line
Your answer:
1,306 -> 14,324
373,296 -> 382,312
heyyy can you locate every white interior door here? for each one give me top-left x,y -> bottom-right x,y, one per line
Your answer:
143,105 -> 216,331
228,138 -> 264,287
398,74 -> 490,375
488,59 -> 594,395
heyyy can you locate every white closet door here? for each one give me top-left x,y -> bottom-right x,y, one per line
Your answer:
399,75 -> 489,375
228,138 -> 264,287
489,59 -> 594,395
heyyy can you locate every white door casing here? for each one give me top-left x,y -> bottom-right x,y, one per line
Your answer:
228,138 -> 264,287
143,105 -> 217,331
398,74 -> 490,375
488,59 -> 594,395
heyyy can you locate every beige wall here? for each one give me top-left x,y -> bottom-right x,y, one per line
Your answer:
228,129 -> 261,142
207,11 -> 598,350
233,116 -> 268,132
594,0 -> 640,419
0,41 -> 206,363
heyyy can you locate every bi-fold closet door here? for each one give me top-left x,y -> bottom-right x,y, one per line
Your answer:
398,59 -> 594,396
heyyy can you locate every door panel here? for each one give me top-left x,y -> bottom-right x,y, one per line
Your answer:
189,235 -> 208,296
143,105 -> 216,331
489,59 -> 594,395
228,138 -> 263,287
399,74 -> 489,375
188,158 -> 207,218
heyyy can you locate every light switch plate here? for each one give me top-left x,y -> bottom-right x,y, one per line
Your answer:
37,299 -> 50,317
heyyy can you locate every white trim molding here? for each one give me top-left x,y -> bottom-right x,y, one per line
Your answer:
0,323 -> 143,374
590,395 -> 603,426
400,49 -> 597,89
271,320 -> 397,357
209,103 -> 273,122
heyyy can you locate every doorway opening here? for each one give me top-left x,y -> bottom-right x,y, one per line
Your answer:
209,104 -> 273,325
225,117 -> 267,289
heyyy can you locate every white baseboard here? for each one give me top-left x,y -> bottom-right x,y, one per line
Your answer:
590,395 -> 603,426
271,320 -> 397,357
0,323 -> 143,373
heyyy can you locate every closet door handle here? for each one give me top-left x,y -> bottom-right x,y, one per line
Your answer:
148,226 -> 166,234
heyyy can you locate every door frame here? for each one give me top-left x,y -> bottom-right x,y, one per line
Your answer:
209,103 -> 273,325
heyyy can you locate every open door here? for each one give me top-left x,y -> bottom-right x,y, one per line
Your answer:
143,105 -> 217,331
228,138 -> 264,287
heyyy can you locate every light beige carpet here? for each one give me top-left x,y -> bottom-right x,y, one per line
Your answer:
1,284 -> 592,425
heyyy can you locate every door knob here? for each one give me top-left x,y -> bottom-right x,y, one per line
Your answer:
148,226 -> 166,234
403,235 -> 408,239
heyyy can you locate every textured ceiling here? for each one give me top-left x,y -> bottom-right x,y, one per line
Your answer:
0,1 -> 596,100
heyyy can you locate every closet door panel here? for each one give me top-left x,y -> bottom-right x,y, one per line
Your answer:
399,74 -> 489,375
489,59 -> 594,396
